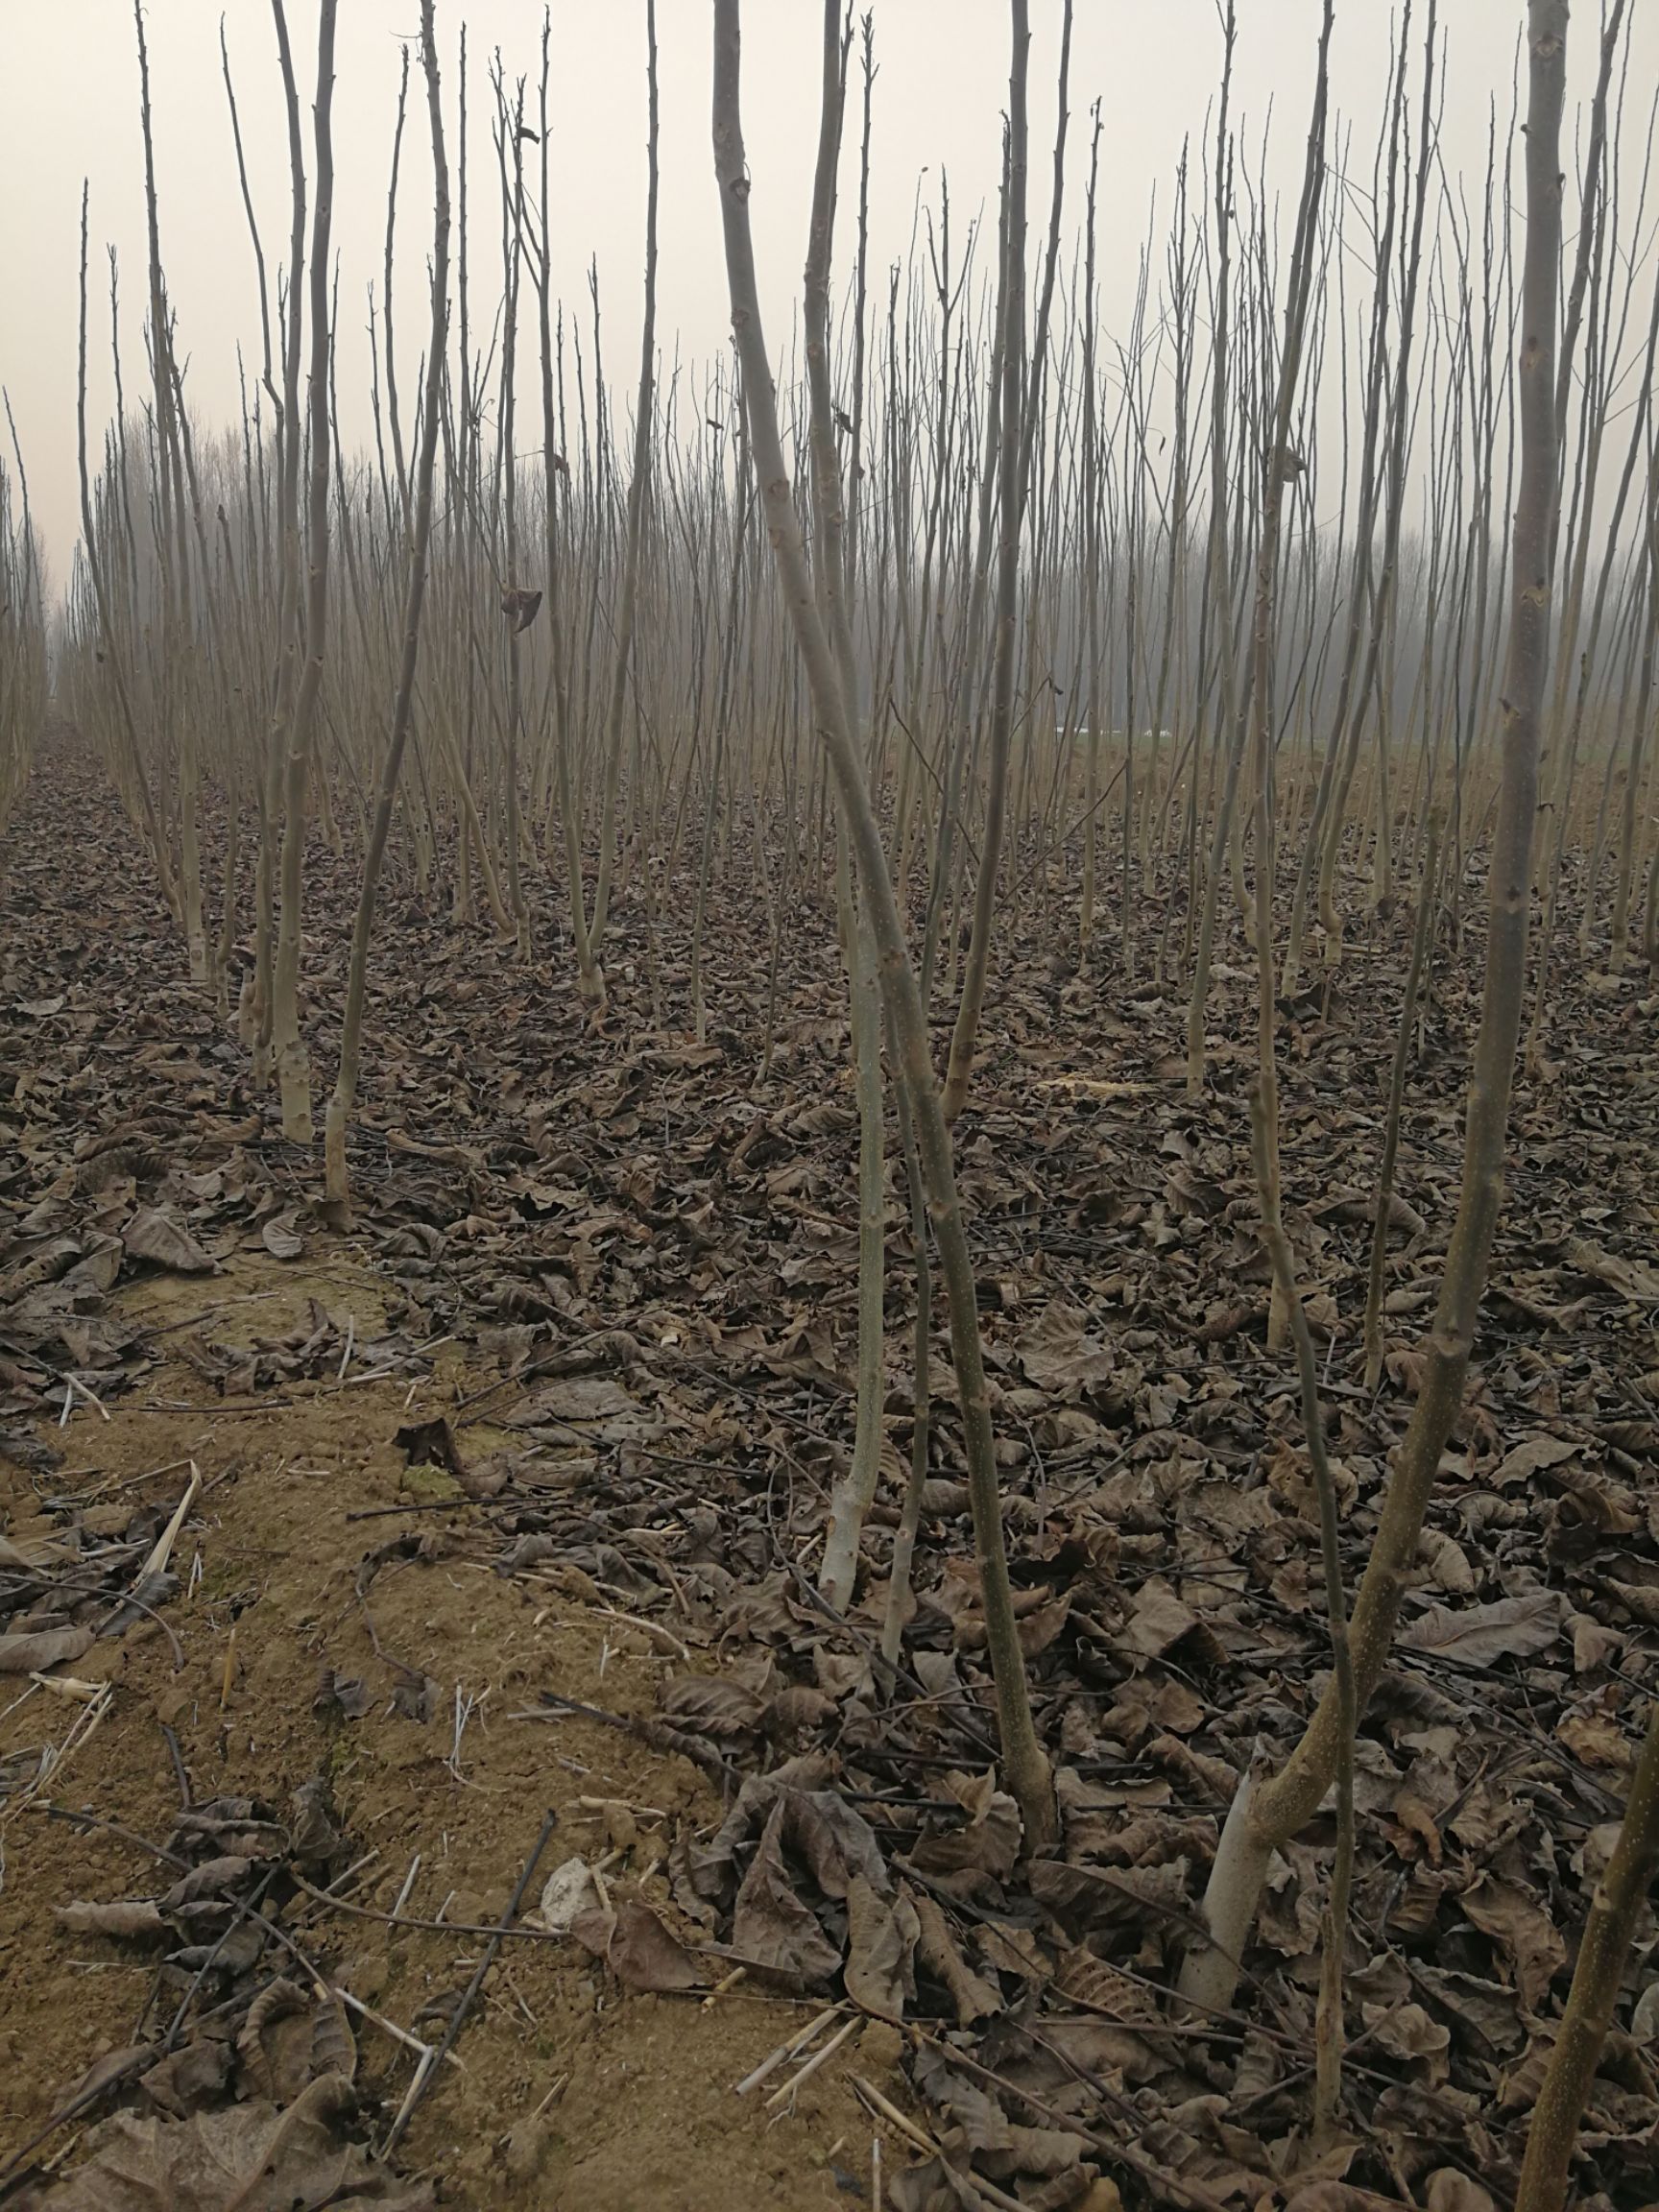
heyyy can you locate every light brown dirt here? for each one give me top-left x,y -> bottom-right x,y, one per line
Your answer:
0,1248 -> 880,2209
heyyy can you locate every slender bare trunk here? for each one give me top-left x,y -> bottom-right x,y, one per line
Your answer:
324,0 -> 448,1221
713,0 -> 1054,1846
590,0 -> 660,954
1182,0 -> 1567,2016
1516,1697 -> 1659,2212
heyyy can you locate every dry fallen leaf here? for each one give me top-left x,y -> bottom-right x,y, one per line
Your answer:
534,1857 -> 601,1935
843,1873 -> 919,2023
909,1769 -> 1022,1882
571,1897 -> 707,1993
12,2086 -> 431,2210
1424,2170 -> 1497,2212
1565,1238 -> 1659,1304
660,1673 -> 764,1739
1417,1527 -> 1477,1595
1286,2188 -> 1414,2212
1490,1434 -> 1577,1488
1399,1590 -> 1567,1668
260,1211 -> 305,1261
910,1886 -> 1001,2027
1118,1579 -> 1201,1658
1459,1873 -> 1567,2009
1556,1705 -> 1637,1770
731,1797 -> 842,1986
123,1206 -> 216,1275
52,1900 -> 167,1941
0,1625 -> 95,1673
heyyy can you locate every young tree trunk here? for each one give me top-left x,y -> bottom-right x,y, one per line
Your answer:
880,1076 -> 933,1672
324,0 -> 448,1222
492,69 -> 531,960
1363,828 -> 1437,1391
820,879 -> 886,1612
1282,17 -> 1410,998
1316,3 -> 1435,955
942,0 -> 1070,1119
713,0 -> 1054,1848
535,19 -> 604,1003
590,0 -> 660,956
1183,1 -> 1239,1097
1238,5 -> 1346,2132
132,0 -> 204,981
1077,108 -> 1103,963
1180,0 -> 1568,2017
270,0 -> 338,1142
1515,1697 -> 1659,2212
74,189 -> 177,920
794,0 -> 892,1616
1611,486 -> 1659,962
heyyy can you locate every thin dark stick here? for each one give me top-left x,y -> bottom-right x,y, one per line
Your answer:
523,1691 -> 741,1789
381,1806 -> 558,2153
291,1871 -> 575,1943
159,1722 -> 191,1808
31,1805 -> 333,1993
162,1866 -> 277,2052
913,2031 -> 1234,2212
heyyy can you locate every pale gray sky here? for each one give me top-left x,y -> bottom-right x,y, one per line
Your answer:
2,2 -> 1653,587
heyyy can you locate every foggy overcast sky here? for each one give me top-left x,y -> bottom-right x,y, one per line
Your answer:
2,2 -> 1654,589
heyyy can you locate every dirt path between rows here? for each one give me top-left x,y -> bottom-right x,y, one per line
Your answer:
2,1244 -> 877,2209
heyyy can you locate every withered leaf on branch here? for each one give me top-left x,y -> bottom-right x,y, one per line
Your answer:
500,586 -> 543,633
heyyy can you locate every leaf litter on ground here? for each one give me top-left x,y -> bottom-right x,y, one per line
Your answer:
4,757 -> 1659,2205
